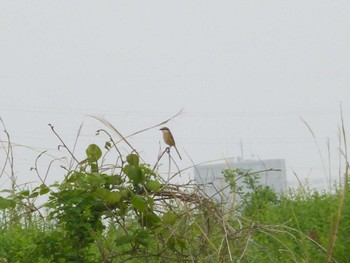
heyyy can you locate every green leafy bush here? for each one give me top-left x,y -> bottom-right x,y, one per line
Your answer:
0,142 -> 349,262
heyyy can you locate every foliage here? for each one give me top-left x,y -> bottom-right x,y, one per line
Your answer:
224,167 -> 350,262
0,141 -> 349,262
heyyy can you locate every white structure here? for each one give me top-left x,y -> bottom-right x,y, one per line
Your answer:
194,159 -> 287,204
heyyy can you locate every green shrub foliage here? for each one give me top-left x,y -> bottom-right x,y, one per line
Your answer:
0,144 -> 349,262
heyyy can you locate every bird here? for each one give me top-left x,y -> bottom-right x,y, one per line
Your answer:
159,127 -> 182,160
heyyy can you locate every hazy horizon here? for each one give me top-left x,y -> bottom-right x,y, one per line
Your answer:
1,1 -> 349,191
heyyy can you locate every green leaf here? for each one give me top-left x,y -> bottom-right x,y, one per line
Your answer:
176,238 -> 187,249
135,230 -> 150,247
126,154 -> 139,166
139,213 -> 161,228
106,175 -> 123,186
87,173 -> 106,187
146,196 -> 155,210
93,188 -> 121,204
19,190 -> 30,197
162,212 -> 177,226
39,184 -> 50,195
0,196 -> 16,209
86,144 -> 102,163
131,195 -> 147,212
125,165 -> 144,185
90,163 -> 99,173
146,180 -> 161,193
120,189 -> 131,199
115,235 -> 134,247
167,237 -> 176,250
29,192 -> 39,198
106,191 -> 122,205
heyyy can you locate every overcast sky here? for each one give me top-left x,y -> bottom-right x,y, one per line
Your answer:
1,1 -> 349,189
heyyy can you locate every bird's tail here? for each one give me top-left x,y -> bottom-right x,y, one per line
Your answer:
174,146 -> 182,160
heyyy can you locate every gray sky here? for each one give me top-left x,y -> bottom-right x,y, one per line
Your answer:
1,1 -> 350,189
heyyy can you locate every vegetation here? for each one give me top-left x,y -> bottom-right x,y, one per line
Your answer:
0,119 -> 349,262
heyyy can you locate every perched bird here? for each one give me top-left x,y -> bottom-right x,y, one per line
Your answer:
160,127 -> 182,160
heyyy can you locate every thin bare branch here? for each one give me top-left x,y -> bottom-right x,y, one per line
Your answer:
48,124 -> 80,164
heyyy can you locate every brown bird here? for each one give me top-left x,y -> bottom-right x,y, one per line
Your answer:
160,127 -> 182,160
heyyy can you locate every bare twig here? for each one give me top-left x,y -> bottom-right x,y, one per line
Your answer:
96,128 -> 123,163
119,108 -> 183,140
87,115 -> 139,155
0,116 -> 16,190
69,122 -> 84,170
48,124 -> 80,165
30,150 -> 48,185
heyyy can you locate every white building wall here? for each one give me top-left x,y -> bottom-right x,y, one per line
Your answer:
194,159 -> 287,204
